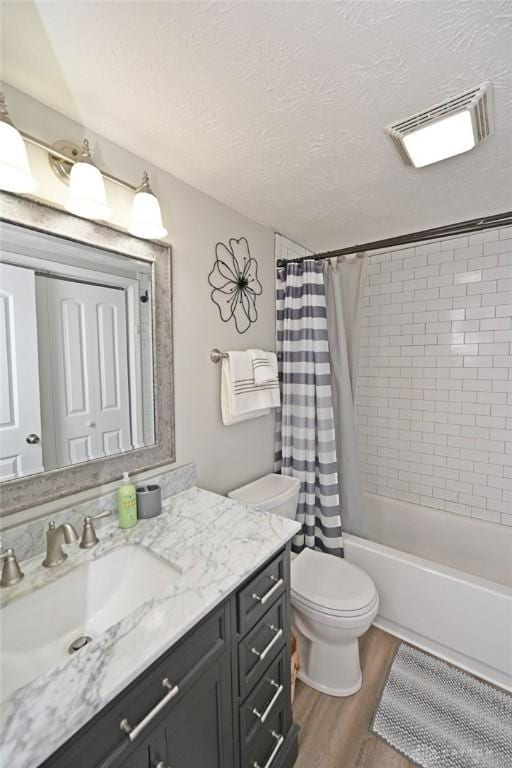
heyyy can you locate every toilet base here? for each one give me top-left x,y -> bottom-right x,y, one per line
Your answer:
293,623 -> 366,698
297,668 -> 362,697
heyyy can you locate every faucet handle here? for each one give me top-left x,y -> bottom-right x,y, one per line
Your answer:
91,509 -> 113,522
0,548 -> 24,588
80,509 -> 113,549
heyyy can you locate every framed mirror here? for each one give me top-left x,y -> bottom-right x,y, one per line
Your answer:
0,192 -> 174,516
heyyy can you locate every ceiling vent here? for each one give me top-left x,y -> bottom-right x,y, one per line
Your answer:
386,82 -> 494,168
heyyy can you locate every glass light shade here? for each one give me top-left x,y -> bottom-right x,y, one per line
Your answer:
0,120 -> 37,193
65,161 -> 111,220
129,190 -> 167,239
403,111 -> 476,168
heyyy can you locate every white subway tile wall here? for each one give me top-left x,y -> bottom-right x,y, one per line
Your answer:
356,226 -> 512,526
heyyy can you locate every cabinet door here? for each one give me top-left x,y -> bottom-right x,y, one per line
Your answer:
147,729 -> 167,768
160,653 -> 233,768
122,742 -> 149,768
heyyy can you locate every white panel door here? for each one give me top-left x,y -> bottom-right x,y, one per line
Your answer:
95,295 -> 132,455
42,278 -> 132,466
0,262 -> 43,480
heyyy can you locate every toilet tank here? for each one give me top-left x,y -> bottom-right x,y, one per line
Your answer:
228,473 -> 301,519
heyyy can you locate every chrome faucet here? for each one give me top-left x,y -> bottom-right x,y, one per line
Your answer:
0,548 -> 24,587
42,521 -> 79,568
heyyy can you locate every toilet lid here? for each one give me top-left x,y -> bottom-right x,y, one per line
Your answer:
292,589 -> 379,618
291,549 -> 377,615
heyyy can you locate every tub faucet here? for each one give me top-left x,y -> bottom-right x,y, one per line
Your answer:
42,521 -> 79,568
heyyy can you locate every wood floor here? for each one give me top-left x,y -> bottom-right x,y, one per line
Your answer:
293,627 -> 413,768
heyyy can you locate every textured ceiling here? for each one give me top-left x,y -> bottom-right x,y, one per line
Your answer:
1,1 -> 511,251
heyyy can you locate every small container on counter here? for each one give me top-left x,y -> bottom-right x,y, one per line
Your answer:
136,484 -> 162,519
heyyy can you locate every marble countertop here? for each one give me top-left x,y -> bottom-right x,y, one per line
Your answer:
0,487 -> 300,768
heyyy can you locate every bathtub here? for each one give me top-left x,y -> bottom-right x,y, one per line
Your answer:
344,493 -> 512,691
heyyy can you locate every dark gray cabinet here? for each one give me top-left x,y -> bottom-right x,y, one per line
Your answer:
159,654 -> 233,768
39,546 -> 298,768
110,653 -> 232,768
120,743 -> 151,768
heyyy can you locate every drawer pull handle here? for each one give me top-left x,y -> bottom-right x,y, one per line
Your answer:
120,678 -> 179,741
252,730 -> 284,768
252,576 -> 283,606
251,625 -> 283,662
252,679 -> 283,723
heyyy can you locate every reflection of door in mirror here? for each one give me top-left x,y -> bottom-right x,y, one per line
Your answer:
36,277 -> 132,469
0,221 -> 156,482
0,262 -> 44,480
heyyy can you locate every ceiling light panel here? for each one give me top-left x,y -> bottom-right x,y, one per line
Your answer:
387,82 -> 494,168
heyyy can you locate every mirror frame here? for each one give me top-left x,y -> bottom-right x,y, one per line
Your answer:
0,192 -> 174,516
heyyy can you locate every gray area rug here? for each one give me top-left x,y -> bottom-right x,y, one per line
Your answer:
371,643 -> 512,768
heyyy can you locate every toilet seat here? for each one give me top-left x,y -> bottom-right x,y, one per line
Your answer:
292,590 -> 379,619
291,548 -> 378,618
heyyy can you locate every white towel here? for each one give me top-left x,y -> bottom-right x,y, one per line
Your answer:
221,357 -> 270,425
221,351 -> 280,426
229,351 -> 280,414
251,349 -> 278,385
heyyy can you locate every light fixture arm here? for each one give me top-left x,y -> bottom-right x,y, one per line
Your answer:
0,91 -> 167,238
136,170 -> 152,194
78,138 -> 93,162
19,129 -> 139,192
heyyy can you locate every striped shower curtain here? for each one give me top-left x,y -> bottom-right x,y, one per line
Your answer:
274,259 -> 343,557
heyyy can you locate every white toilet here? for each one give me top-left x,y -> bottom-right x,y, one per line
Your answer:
229,473 -> 379,698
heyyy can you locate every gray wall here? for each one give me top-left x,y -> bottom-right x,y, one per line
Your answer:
2,84 -> 276,512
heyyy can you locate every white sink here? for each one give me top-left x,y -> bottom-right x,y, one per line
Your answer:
0,544 -> 181,702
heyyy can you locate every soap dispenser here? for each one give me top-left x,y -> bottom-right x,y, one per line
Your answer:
118,472 -> 138,529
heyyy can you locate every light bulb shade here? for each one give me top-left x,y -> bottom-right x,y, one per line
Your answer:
65,161 -> 111,220
0,121 -> 37,193
129,190 -> 167,239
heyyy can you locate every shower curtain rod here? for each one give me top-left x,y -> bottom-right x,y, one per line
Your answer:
276,210 -> 512,266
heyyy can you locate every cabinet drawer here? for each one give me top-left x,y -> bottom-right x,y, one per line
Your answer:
244,703 -> 288,768
238,596 -> 286,699
40,603 -> 229,768
240,645 -> 289,751
237,551 -> 286,636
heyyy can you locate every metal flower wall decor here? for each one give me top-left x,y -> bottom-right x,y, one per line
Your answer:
208,237 -> 262,334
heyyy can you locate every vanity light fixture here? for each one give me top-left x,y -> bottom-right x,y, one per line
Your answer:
129,172 -> 167,239
65,139 -> 112,221
0,93 -> 37,193
0,92 -> 168,240
387,82 -> 494,168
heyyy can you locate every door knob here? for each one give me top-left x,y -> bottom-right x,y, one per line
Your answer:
26,434 -> 40,445
86,421 -> 96,428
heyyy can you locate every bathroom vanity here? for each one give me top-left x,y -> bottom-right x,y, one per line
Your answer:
41,549 -> 297,768
0,485 -> 301,768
